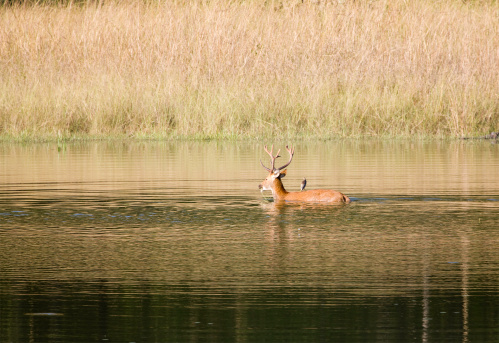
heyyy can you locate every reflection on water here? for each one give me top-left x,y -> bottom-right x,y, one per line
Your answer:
1,141 -> 498,342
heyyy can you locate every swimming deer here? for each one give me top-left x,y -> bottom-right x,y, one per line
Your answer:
259,145 -> 350,203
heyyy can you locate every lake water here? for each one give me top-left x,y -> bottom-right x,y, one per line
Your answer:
1,140 -> 498,342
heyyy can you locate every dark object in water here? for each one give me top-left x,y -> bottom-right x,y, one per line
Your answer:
461,132 -> 499,140
484,132 -> 499,139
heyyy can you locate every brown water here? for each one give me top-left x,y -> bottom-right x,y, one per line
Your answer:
1,140 -> 498,342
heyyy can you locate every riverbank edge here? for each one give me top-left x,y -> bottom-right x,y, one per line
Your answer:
1,132 -> 494,143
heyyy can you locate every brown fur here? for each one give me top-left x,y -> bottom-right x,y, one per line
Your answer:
259,170 -> 350,203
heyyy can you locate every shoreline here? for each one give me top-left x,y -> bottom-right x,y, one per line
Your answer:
1,132 -> 496,143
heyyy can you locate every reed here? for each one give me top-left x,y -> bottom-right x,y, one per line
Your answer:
0,0 -> 498,140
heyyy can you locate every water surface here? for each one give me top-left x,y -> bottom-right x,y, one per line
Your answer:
1,141 -> 498,342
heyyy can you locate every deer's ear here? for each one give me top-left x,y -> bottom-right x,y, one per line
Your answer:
278,169 -> 287,178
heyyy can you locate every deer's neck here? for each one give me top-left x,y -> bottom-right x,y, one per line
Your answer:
271,178 -> 289,200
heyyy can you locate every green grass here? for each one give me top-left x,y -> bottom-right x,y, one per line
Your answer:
0,0 -> 498,141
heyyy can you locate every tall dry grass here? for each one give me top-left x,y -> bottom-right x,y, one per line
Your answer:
0,0 -> 498,139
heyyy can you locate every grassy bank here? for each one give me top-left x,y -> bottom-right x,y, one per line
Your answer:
0,0 -> 498,140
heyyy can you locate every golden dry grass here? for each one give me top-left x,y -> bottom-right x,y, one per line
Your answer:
0,0 -> 498,139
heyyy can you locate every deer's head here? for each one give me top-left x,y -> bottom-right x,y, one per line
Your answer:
258,145 -> 294,191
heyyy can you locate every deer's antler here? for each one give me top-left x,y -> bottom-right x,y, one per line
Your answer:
276,145 -> 294,171
260,145 -> 281,172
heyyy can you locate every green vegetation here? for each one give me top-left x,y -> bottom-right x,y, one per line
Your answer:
0,0 -> 498,140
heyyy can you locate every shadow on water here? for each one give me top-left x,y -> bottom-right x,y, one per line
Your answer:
1,141 -> 499,342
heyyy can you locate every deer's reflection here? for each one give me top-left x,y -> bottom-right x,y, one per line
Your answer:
260,199 -> 349,259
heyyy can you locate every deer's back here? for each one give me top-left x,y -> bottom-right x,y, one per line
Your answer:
284,189 -> 350,203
